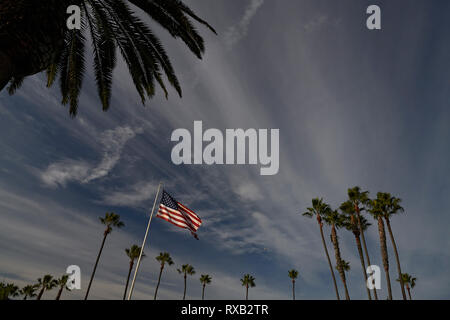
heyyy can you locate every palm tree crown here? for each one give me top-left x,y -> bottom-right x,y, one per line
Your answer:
337,260 -> 351,273
288,269 -> 299,281
241,274 -> 256,288
36,275 -> 58,300
302,198 -> 330,219
100,212 -> 125,235
178,264 -> 196,276
1,0 -> 216,116
0,283 -> 19,300
397,273 -> 416,288
200,274 -> 212,286
126,245 -> 145,262
156,252 -> 174,267
20,284 -> 38,300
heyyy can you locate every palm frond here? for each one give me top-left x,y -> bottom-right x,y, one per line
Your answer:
7,77 -> 25,95
59,21 -> 86,117
83,1 -> 117,110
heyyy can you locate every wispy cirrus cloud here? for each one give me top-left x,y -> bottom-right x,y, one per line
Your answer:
224,0 -> 265,48
40,126 -> 142,187
100,181 -> 158,207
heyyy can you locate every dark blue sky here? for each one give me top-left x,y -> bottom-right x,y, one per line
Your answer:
0,0 -> 449,299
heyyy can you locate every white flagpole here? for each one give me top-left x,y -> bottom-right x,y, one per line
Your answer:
127,182 -> 163,300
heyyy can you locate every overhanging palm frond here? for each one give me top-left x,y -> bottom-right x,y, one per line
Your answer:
7,76 -> 25,95
59,21 -> 87,116
83,1 -> 116,110
34,0 -> 215,116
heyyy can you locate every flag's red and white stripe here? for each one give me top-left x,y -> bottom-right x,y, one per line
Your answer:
157,203 -> 202,234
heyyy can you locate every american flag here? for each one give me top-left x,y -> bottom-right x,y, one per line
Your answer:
156,190 -> 202,240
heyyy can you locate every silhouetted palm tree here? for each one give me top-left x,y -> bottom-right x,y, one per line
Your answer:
177,264 -> 195,300
377,192 -> 407,300
55,275 -> 71,300
302,198 -> 340,300
369,197 -> 393,300
0,282 -> 19,300
337,260 -> 351,273
154,252 -> 173,300
36,275 -> 57,300
288,269 -> 299,300
324,209 -> 350,300
199,274 -> 212,300
397,273 -> 416,300
342,212 -> 373,300
0,0 -> 216,116
341,186 -> 378,300
123,245 -> 145,300
20,284 -> 38,300
85,212 -> 124,300
240,274 -> 255,301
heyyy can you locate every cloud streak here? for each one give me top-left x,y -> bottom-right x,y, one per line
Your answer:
224,0 -> 265,48
40,126 -> 142,187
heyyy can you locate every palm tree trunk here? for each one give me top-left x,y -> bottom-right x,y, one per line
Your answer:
154,265 -> 164,300
292,280 -> 295,300
377,217 -> 392,300
85,231 -> 108,300
331,225 -> 350,300
317,215 -> 340,300
407,286 -> 412,300
202,284 -> 205,300
246,284 -> 248,300
183,274 -> 187,300
0,51 -> 13,92
123,261 -> 134,300
355,233 -> 372,300
55,287 -> 63,300
385,217 -> 407,300
37,288 -> 45,300
355,208 -> 378,300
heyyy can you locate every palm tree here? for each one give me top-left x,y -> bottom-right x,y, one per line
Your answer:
302,198 -> 340,300
199,274 -> 212,300
123,245 -> 145,300
20,284 -> 38,300
85,212 -> 124,300
377,192 -> 407,300
397,273 -> 416,300
338,260 -> 351,273
342,212 -> 373,300
154,252 -> 173,300
341,186 -> 378,300
288,269 -> 299,300
36,275 -> 58,300
324,209 -> 350,300
177,264 -> 195,300
240,274 -> 256,301
0,0 -> 216,116
55,275 -> 71,300
368,197 -> 393,300
0,282 -> 19,300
